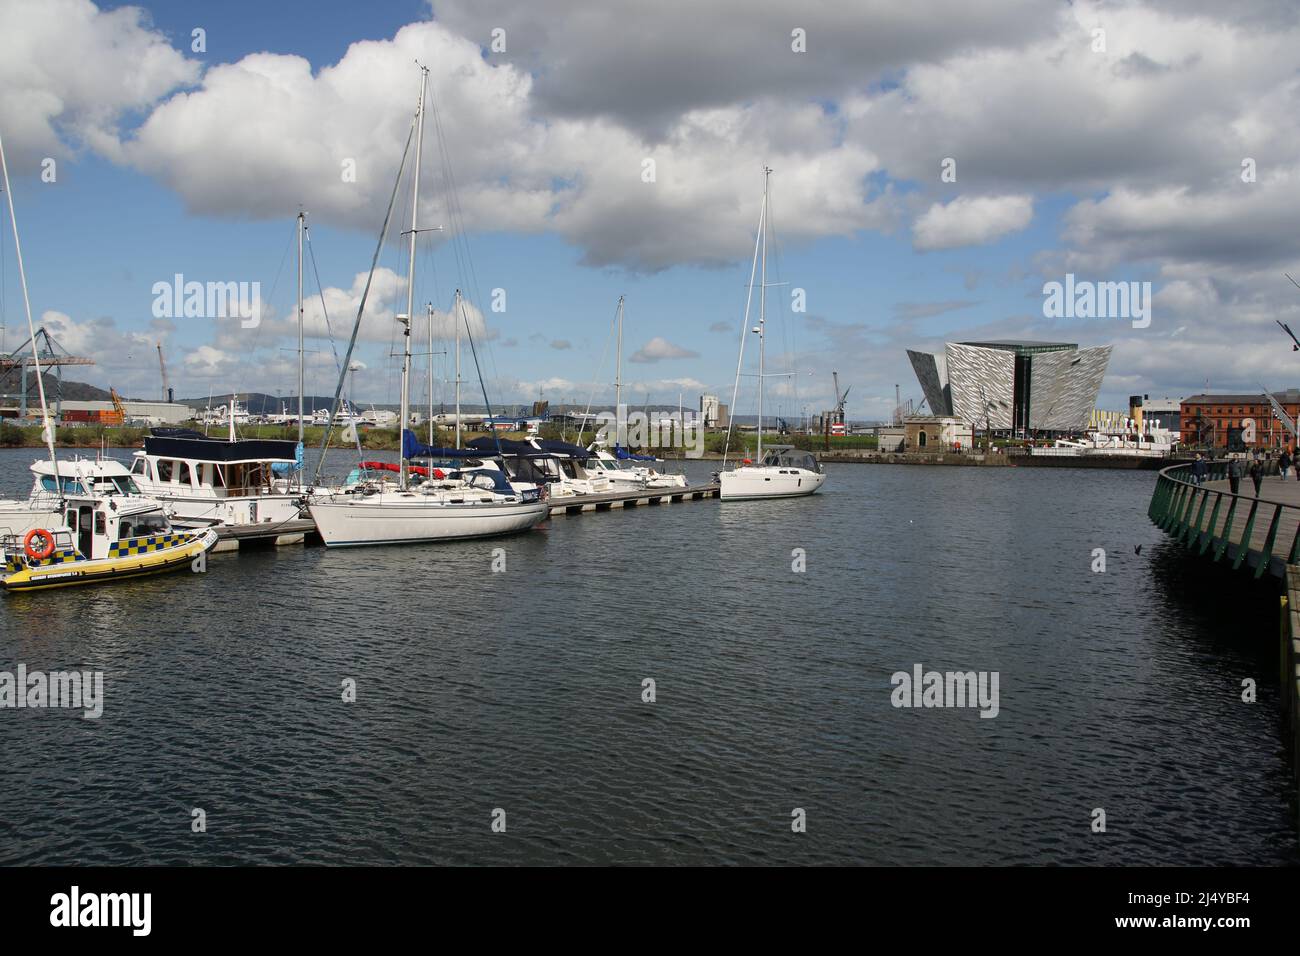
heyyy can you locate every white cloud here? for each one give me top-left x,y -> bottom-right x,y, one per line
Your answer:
0,0 -> 198,165
111,20 -> 890,271
629,337 -> 700,363
912,195 -> 1033,251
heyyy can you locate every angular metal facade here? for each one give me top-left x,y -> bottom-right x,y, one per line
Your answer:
906,349 -> 951,416
1027,346 -> 1112,431
944,343 -> 1015,430
907,341 -> 1110,433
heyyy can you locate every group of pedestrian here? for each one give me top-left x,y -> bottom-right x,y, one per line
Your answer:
1195,446 -> 1298,497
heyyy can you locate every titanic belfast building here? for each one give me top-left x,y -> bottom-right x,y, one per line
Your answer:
906,341 -> 1111,435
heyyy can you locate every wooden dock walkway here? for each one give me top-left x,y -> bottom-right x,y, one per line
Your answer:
210,517 -> 318,552
546,483 -> 719,516
1149,463 -> 1300,580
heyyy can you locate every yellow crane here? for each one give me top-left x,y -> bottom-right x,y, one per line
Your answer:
106,387 -> 126,426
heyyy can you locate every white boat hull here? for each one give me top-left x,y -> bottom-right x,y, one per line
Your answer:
719,466 -> 825,501
148,493 -> 305,528
309,495 -> 548,547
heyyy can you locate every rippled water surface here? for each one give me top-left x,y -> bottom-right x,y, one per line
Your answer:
0,447 -> 1296,865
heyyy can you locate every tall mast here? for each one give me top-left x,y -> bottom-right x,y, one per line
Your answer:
399,66 -> 428,489
296,210 -> 305,446
615,294 -> 624,415
427,302 -> 435,446
757,166 -> 770,462
454,290 -> 462,449
0,131 -> 58,484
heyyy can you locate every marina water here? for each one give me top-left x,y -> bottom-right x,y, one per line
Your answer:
0,448 -> 1295,864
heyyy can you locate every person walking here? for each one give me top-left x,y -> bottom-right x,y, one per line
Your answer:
1228,455 -> 1243,495
1281,448 -> 1292,480
1192,453 -> 1207,486
1249,457 -> 1263,496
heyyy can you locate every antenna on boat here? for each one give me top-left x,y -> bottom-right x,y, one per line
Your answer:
0,129 -> 60,496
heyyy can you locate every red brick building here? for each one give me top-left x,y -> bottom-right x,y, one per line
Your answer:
1180,391 -> 1300,450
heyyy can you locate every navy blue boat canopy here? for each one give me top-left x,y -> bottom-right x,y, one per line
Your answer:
466,436 -> 543,457
145,429 -> 299,463
401,429 -> 492,460
466,437 -> 590,459
535,439 -> 590,459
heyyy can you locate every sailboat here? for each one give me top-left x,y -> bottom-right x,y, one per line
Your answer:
0,128 -> 217,590
717,167 -> 826,501
307,68 -> 547,548
583,296 -> 689,489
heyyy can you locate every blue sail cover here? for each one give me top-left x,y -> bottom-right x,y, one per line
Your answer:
613,444 -> 656,461
535,439 -> 590,459
271,441 -> 305,475
402,429 -> 490,460
467,436 -> 547,457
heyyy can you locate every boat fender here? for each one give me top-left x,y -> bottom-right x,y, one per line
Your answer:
23,528 -> 56,561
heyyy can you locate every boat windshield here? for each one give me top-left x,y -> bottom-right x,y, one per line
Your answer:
116,510 -> 170,540
762,450 -> 820,472
39,475 -> 87,495
90,475 -> 141,496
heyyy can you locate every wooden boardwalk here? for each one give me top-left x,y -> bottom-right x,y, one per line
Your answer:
1150,466 -> 1300,579
547,483 -> 719,516
1202,477 -> 1300,554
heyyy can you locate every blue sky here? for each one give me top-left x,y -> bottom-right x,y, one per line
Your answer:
3,0 -> 1299,420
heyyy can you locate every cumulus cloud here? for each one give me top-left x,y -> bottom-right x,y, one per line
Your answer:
913,195 -> 1033,251
106,20 -> 892,271
629,337 -> 700,363
31,310 -> 172,398
430,0 -> 1054,134
0,0 -> 198,165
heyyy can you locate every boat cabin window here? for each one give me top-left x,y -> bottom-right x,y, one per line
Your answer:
118,511 -> 169,540
94,511 -> 106,536
156,459 -> 174,482
761,450 -> 820,473
40,475 -> 87,494
177,462 -> 192,486
131,457 -> 147,477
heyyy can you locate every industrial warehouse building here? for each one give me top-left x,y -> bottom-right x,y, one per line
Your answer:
56,400 -> 193,424
906,340 -> 1111,434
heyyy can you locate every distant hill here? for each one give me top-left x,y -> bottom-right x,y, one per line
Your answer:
0,370 -> 113,402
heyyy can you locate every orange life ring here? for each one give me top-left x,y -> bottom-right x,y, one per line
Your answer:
23,528 -> 56,561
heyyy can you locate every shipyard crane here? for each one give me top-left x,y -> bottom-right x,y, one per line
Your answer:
832,371 -> 851,426
156,342 -> 173,403
0,327 -> 95,418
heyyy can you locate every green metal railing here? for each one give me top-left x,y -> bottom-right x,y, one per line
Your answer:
1148,460 -> 1295,579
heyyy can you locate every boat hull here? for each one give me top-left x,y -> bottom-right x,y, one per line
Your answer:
309,496 -> 548,547
719,466 -> 826,501
1,529 -> 219,592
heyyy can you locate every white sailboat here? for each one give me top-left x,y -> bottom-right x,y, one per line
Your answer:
583,295 -> 688,489
307,67 -> 547,547
718,167 -> 826,501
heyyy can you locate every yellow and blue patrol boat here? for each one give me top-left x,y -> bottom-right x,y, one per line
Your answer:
1,495 -> 218,592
